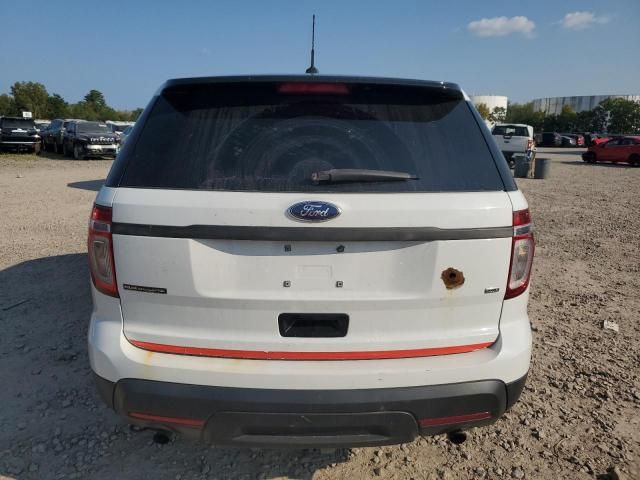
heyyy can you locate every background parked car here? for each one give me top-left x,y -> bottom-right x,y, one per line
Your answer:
106,121 -> 134,143
538,132 -> 563,147
534,133 -> 542,145
0,116 -> 41,153
34,120 -> 50,133
582,136 -> 640,166
490,123 -> 534,166
561,133 -> 584,147
41,118 -> 63,152
41,119 -> 84,153
119,124 -> 134,146
576,132 -> 603,147
62,121 -> 118,160
560,135 -> 576,147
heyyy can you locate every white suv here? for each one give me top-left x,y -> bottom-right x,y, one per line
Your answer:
88,75 -> 534,448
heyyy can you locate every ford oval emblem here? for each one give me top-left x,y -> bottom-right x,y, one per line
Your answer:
287,201 -> 341,222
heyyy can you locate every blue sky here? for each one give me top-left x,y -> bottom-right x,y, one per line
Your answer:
1,0 -> 638,110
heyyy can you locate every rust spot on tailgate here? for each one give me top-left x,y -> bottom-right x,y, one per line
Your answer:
441,268 -> 465,289
143,351 -> 155,364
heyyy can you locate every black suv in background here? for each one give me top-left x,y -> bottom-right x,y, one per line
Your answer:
62,121 -> 118,160
0,117 -> 41,153
41,118 -> 79,153
538,132 -> 562,147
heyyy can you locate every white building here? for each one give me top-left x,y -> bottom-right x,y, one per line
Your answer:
470,95 -> 508,113
532,95 -> 640,115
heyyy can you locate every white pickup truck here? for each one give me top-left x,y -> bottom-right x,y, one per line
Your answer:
491,124 -> 535,166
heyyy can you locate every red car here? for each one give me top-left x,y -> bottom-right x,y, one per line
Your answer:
582,136 -> 640,166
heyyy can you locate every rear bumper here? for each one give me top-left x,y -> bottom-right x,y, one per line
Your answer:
94,373 -> 527,447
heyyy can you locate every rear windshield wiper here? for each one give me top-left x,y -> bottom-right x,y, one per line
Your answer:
311,169 -> 418,184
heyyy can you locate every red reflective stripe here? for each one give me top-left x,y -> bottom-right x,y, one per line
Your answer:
129,412 -> 204,428
419,411 -> 492,427
128,340 -> 493,361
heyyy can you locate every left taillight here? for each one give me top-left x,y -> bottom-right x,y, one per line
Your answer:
505,208 -> 535,299
88,204 -> 119,297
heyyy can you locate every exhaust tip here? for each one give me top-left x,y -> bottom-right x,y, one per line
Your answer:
153,431 -> 172,445
447,430 -> 467,445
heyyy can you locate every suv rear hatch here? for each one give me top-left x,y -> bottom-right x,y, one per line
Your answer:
104,78 -> 516,359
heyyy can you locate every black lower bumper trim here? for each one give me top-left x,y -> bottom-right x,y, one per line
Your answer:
506,373 -> 527,411
206,411 -> 418,447
95,373 -> 115,409
94,373 -> 528,447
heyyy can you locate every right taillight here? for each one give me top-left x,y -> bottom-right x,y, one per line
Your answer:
505,208 -> 535,299
88,204 -> 119,297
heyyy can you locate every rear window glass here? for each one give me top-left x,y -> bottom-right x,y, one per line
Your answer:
116,82 -> 506,192
492,125 -> 529,137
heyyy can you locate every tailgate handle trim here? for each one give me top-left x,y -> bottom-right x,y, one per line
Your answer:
279,313 -> 349,338
111,224 -> 512,241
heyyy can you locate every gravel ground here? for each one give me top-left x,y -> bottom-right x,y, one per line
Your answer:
0,149 -> 638,480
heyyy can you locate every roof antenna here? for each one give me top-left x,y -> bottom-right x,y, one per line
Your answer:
305,15 -> 319,74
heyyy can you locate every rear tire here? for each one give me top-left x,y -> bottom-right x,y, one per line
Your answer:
630,154 -> 640,167
504,153 -> 514,168
584,152 -> 596,163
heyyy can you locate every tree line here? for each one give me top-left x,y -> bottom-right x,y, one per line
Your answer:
0,81 -> 143,121
475,98 -> 640,134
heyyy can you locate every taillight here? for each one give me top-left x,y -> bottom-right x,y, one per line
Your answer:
278,82 -> 350,94
88,204 -> 119,297
505,208 -> 534,299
